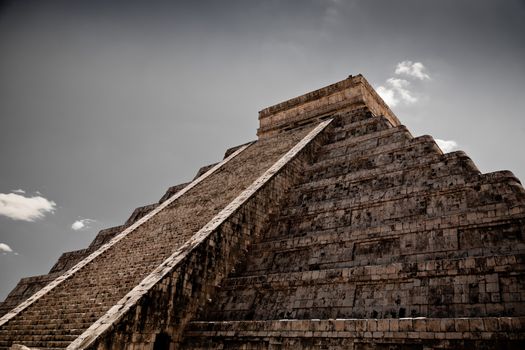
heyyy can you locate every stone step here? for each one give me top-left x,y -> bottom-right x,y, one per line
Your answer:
291,147 -> 497,200
0,323 -> 89,333
295,150 -> 477,194
324,118 -> 408,142
264,196 -> 524,244
307,135 -> 442,177
263,187 -> 525,242
236,219 -> 525,277
0,339 -> 72,349
288,166 -> 519,214
222,254 -> 525,289
0,334 -> 69,347
305,139 -> 475,186
201,254 -> 525,320
271,107 -> 378,143
289,152 -> 468,198
330,110 -> 392,130
251,212 -> 525,252
0,329 -> 82,338
285,168 -> 522,212
321,129 -> 413,165
180,318 -> 525,349
329,114 -> 392,138
322,124 -> 410,153
10,315 -> 104,327
321,126 -> 412,162
5,315 -> 99,328
15,305 -> 108,318
332,107 -> 377,125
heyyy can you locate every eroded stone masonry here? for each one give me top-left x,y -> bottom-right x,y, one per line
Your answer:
0,75 -> 524,349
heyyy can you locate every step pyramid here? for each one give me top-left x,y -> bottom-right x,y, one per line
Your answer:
1,75 -> 524,349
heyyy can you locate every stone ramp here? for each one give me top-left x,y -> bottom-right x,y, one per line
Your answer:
0,122 -> 330,349
185,107 -> 525,348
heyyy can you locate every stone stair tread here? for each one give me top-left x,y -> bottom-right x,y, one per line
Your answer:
307,135 -> 440,173
280,175 -> 522,219
294,150 -> 472,190
221,253 -> 525,284
323,124 -> 409,151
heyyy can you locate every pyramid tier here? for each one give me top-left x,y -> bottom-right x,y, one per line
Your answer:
196,110 -> 525,325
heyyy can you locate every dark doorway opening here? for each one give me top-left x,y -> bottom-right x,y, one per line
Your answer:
153,332 -> 171,350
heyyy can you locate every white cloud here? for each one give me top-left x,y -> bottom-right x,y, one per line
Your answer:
377,61 -> 432,107
377,78 -> 417,107
71,220 -> 85,230
395,61 -> 431,80
377,86 -> 399,107
0,243 -> 13,253
435,139 -> 459,153
12,189 -> 25,194
386,78 -> 417,104
0,192 -> 56,221
71,218 -> 95,231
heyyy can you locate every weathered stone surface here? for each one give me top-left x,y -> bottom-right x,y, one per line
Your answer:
1,75 -> 524,350
182,318 -> 525,349
257,75 -> 400,139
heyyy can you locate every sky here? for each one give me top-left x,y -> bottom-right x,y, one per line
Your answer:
0,0 -> 524,300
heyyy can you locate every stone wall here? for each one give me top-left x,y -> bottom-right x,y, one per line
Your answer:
183,318 -> 525,349
257,75 -> 400,139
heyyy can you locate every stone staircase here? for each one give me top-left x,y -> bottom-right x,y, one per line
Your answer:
182,107 -> 525,348
0,123 -> 324,349
0,182 -> 191,318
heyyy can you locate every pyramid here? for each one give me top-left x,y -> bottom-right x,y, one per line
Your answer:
1,75 -> 524,349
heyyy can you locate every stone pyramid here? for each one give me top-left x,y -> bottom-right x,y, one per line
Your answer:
1,75 -> 524,349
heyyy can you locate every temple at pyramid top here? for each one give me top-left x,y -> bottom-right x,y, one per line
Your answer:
1,75 -> 524,350
257,74 -> 400,138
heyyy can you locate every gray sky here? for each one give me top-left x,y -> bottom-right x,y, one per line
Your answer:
0,0 -> 524,300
